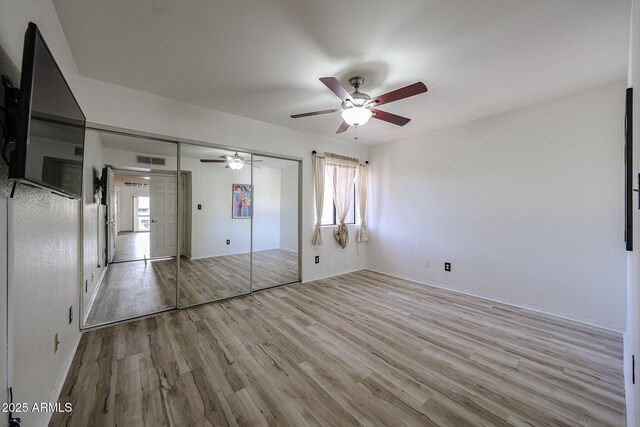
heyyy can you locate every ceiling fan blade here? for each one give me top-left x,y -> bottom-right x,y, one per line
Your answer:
374,82 -> 427,107
200,159 -> 227,163
291,109 -> 339,118
219,155 -> 233,160
336,121 -> 350,134
245,160 -> 263,163
320,77 -> 353,102
372,109 -> 411,126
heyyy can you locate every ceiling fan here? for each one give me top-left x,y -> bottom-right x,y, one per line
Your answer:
200,152 -> 262,170
291,76 -> 428,134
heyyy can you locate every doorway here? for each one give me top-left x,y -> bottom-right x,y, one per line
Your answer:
110,171 -> 152,263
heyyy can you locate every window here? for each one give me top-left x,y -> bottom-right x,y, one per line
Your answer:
321,176 -> 356,226
133,196 -> 151,232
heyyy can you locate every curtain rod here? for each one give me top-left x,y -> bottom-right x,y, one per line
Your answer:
312,150 -> 369,165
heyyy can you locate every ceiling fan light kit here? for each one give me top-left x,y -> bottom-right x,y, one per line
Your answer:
227,159 -> 244,170
291,75 -> 428,138
200,151 -> 263,170
341,107 -> 372,126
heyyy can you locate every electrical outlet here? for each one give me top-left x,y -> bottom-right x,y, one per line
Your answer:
315,256 -> 319,264
444,262 -> 451,272
424,259 -> 430,268
226,239 -> 230,245
69,306 -> 73,324
54,333 -> 60,354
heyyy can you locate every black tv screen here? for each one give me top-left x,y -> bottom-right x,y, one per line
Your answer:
10,22 -> 85,199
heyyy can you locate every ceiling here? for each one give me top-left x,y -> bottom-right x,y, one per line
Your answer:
54,0 -> 630,145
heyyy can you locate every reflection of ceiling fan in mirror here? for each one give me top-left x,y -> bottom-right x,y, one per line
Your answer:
200,152 -> 261,170
291,76 -> 428,135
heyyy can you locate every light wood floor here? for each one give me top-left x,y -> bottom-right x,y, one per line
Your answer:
112,232 -> 150,262
61,270 -> 625,426
85,249 -> 299,326
178,248 -> 299,304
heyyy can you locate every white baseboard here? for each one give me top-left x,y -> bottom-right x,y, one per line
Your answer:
41,330 -> 81,427
365,268 -> 624,334
84,267 -> 106,325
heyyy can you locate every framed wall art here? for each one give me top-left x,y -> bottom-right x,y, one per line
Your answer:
232,183 -> 252,219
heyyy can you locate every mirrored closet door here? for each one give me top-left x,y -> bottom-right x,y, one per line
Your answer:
81,128 -> 301,325
82,130 -> 178,327
251,155 -> 300,290
178,143 -> 252,307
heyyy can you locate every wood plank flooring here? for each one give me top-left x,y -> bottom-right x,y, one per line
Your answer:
62,270 -> 626,426
85,249 -> 299,326
112,232 -> 150,263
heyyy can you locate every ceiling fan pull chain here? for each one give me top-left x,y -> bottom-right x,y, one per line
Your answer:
355,125 -> 359,141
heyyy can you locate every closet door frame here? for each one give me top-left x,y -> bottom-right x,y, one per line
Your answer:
81,123 -> 303,328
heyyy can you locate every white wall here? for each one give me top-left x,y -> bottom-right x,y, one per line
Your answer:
0,2 -> 82,426
116,185 -> 149,232
185,156 -> 251,258
280,164 -> 299,252
0,0 -> 78,78
11,187 -> 80,427
182,156 -> 283,258
368,81 -> 627,331
253,167 -> 282,252
70,75 -> 368,281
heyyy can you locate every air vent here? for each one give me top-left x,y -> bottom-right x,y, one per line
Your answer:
124,182 -> 150,188
136,155 -> 166,166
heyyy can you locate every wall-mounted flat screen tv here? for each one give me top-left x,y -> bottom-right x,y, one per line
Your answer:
9,22 -> 85,199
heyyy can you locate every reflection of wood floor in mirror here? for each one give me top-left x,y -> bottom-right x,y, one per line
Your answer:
112,231 -> 150,262
85,249 -> 299,326
57,270 -> 624,426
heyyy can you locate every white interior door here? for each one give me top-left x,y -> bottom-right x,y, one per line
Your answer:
106,167 -> 116,263
150,174 -> 178,258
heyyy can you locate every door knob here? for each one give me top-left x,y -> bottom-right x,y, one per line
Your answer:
151,219 -> 158,223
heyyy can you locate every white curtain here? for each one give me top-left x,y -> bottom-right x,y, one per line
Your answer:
327,158 -> 357,249
356,165 -> 369,242
312,154 -> 325,245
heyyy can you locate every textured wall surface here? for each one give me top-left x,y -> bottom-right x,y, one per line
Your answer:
9,182 -> 81,427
